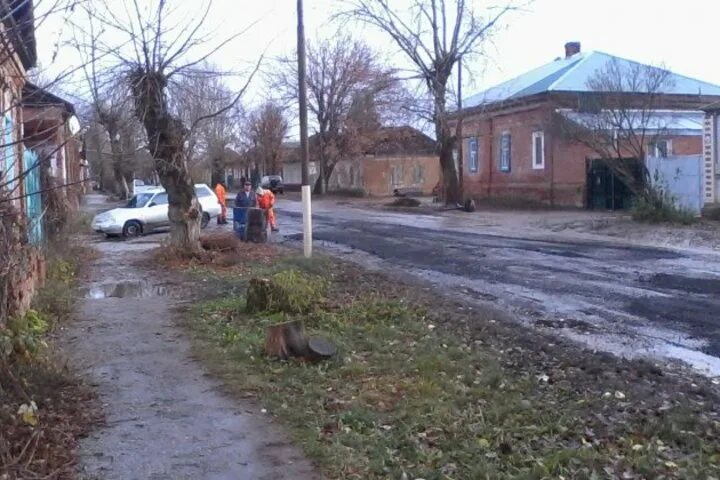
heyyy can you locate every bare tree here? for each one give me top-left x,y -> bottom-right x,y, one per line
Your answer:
343,0 -> 518,203
69,5 -> 139,199
277,35 -> 403,193
86,0 -> 259,251
559,58 -> 676,205
170,66 -> 242,184
246,102 -> 289,176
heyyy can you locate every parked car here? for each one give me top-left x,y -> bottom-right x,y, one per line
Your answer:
261,175 -> 284,194
132,178 -> 157,195
91,184 -> 221,237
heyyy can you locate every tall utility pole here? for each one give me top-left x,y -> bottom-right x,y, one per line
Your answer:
297,0 -> 312,257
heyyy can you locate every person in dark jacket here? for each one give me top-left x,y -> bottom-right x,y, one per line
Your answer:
235,181 -> 257,208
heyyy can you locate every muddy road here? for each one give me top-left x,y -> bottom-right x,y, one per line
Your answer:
63,195 -> 317,480
274,201 -> 720,374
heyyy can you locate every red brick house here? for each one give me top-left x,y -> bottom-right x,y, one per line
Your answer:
457,43 -> 720,208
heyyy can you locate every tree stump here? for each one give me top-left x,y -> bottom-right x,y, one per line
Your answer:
265,320 -> 308,359
307,336 -> 337,361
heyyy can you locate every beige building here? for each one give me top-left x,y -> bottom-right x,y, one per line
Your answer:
328,127 -> 439,196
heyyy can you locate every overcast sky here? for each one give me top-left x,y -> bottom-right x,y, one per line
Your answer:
34,0 -> 720,115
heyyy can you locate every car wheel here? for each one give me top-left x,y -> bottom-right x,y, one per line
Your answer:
122,220 -> 143,238
201,212 -> 210,229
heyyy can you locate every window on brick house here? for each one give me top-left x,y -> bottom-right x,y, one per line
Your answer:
468,137 -> 478,173
532,131 -> 544,169
651,139 -> 672,158
391,164 -> 403,186
499,132 -> 511,172
413,164 -> 423,183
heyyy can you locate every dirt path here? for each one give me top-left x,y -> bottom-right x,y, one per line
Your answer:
63,196 -> 316,479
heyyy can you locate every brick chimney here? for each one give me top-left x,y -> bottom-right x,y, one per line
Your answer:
565,42 -> 581,58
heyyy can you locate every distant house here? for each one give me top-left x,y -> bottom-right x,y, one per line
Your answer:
328,126 -> 438,196
282,126 -> 440,196
457,42 -> 720,209
22,83 -> 85,211
281,141 -> 318,188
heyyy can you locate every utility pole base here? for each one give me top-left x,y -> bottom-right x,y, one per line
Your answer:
302,185 -> 312,258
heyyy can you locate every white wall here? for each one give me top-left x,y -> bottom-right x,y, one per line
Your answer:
647,154 -> 704,212
282,161 -> 318,186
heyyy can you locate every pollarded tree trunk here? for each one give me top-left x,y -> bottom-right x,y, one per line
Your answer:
438,134 -> 461,204
100,116 -> 130,199
130,70 -> 201,252
434,80 -> 461,205
109,135 -> 130,199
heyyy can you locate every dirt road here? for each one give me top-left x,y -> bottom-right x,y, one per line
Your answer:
63,195 -> 316,480
272,199 -> 720,375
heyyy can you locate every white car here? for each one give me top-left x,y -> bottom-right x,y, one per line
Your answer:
92,184 -> 221,237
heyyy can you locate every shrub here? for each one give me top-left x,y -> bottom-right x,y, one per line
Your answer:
246,270 -> 327,314
33,258 -> 76,323
331,188 -> 367,198
631,192 -> 696,225
1,309 -> 49,361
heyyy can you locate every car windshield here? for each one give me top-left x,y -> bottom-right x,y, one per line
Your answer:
126,193 -> 154,208
195,186 -> 213,197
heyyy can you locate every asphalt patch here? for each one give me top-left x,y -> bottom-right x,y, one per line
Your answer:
644,273 -> 720,295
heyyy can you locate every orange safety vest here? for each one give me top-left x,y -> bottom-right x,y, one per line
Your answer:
257,190 -> 275,209
214,184 -> 227,206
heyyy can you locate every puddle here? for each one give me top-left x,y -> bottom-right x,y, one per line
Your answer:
83,281 -> 170,299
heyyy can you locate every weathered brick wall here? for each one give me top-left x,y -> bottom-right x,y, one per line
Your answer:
0,208 -> 45,328
329,154 -> 440,196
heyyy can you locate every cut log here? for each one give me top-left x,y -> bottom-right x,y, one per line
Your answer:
265,320 -> 308,359
307,336 -> 337,361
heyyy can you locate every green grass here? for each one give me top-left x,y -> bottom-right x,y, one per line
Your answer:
183,257 -> 720,480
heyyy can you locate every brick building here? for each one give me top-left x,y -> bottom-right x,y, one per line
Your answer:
328,126 -> 439,196
0,0 -> 42,326
22,83 -> 84,210
457,43 -> 720,208
282,126 -> 440,196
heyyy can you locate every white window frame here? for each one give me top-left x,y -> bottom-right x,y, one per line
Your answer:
412,164 -> 423,184
532,131 -> 545,170
653,139 -> 672,158
468,137 -> 478,173
499,132 -> 511,172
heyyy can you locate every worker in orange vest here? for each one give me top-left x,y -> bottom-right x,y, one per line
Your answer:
256,187 -> 279,232
214,181 -> 228,225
